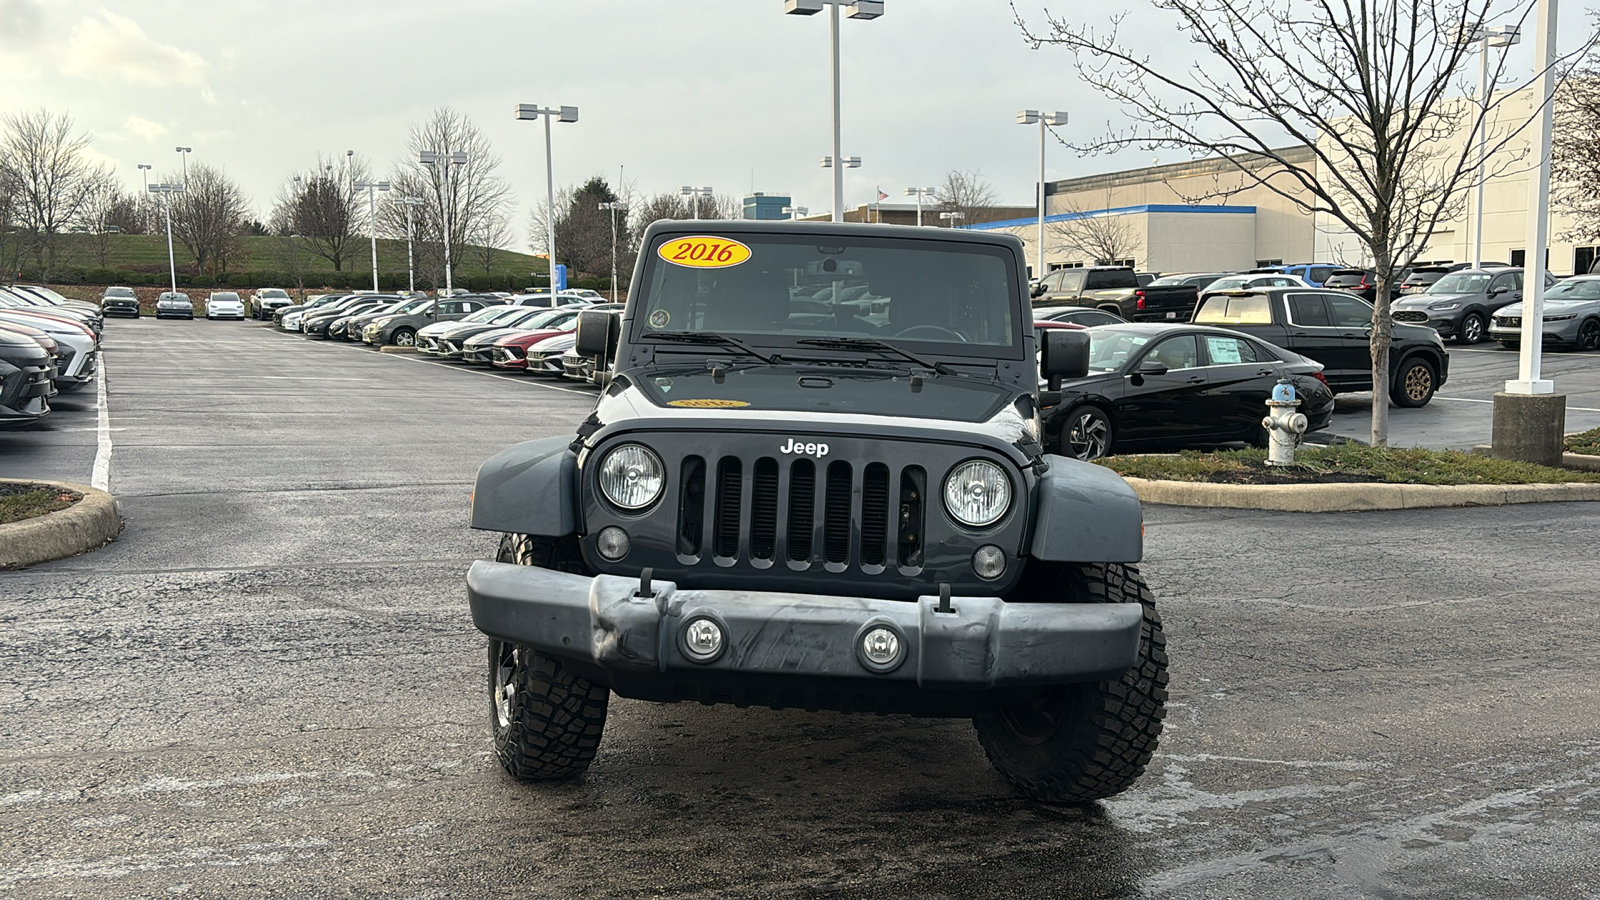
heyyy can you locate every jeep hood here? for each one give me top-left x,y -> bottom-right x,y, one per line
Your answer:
623,364 -> 1015,423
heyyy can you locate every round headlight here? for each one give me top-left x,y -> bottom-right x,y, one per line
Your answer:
598,444 -> 665,510
943,459 -> 1012,528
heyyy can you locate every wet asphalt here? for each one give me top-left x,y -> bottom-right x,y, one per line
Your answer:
2,319 -> 1599,898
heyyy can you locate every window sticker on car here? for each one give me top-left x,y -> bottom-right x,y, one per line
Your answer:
657,236 -> 752,269
648,309 -> 671,328
666,399 -> 751,409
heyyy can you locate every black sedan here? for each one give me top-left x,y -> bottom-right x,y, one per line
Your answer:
1037,322 -> 1335,460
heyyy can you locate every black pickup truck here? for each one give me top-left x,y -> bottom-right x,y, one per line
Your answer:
1191,287 -> 1449,407
1031,266 -> 1202,322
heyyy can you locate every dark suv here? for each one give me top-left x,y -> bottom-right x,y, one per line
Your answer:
465,221 -> 1168,803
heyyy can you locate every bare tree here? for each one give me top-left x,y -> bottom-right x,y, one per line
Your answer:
271,154 -> 367,271
934,169 -> 999,226
79,172 -> 128,267
168,163 -> 250,275
382,108 -> 514,291
0,167 -> 21,281
470,209 -> 511,275
1553,31 -> 1600,247
273,233 -> 311,298
1049,190 -> 1143,265
1015,0 -> 1583,445
0,109 -> 105,280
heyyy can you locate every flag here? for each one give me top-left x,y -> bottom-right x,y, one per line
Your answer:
877,188 -> 889,201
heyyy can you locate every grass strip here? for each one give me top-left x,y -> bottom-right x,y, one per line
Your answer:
1099,444 -> 1600,486
0,484 -> 82,525
1565,427 -> 1600,456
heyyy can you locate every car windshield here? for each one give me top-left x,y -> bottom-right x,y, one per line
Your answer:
519,308 -> 572,328
637,232 -> 1021,359
393,297 -> 434,314
1147,275 -> 1201,287
212,293 -> 239,301
1193,293 -> 1271,324
106,288 -> 135,298
1203,276 -> 1255,292
1085,328 -> 1155,373
462,306 -> 513,324
261,289 -> 289,299
1547,279 -> 1600,299
1428,272 -> 1491,294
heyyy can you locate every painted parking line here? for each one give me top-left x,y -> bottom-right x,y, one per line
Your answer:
91,352 -> 111,492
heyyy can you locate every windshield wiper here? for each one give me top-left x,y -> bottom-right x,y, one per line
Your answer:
795,337 -> 955,376
647,331 -> 776,363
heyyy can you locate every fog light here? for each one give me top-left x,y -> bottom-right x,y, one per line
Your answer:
596,526 -> 630,560
972,545 -> 1006,581
857,625 -> 904,673
681,617 -> 725,663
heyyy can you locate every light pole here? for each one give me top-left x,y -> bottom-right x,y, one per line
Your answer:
1018,110 -> 1069,280
903,187 -> 934,227
783,205 -> 810,220
680,186 -> 713,219
514,103 -> 579,294
819,156 -> 860,219
940,211 -> 965,229
599,200 -> 626,301
400,197 -> 423,294
174,146 -> 191,186
148,183 -> 183,295
138,163 -> 152,231
784,0 -> 884,222
354,180 -> 391,292
1463,26 -> 1521,267
419,149 -> 468,296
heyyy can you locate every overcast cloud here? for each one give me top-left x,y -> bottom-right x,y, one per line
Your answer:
0,0 -> 1558,250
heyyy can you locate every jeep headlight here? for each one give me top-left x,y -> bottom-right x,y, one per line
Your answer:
943,460 -> 1011,528
599,444 -> 665,510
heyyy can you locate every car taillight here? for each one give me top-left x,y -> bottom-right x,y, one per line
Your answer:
1135,289 -> 1146,310
1313,371 -> 1329,386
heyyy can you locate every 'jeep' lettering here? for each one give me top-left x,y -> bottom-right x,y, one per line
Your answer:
779,438 -> 829,457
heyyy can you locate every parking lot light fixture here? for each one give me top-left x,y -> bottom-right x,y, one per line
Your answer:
1465,26 -> 1522,269
148,183 -> 184,294
354,180 -> 391,292
175,146 -> 191,187
782,205 -> 810,220
400,197 -> 424,294
1017,110 -> 1068,279
679,186 -> 713,219
1506,0 -> 1557,400
939,210 -> 965,229
785,0 -> 884,221
515,104 -> 579,293
903,187 -> 934,227
598,200 -> 627,301
419,149 -> 469,296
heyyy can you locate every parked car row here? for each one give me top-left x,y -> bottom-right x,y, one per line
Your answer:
0,284 -> 104,428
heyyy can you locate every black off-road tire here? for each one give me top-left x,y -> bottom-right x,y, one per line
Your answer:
974,563 -> 1168,803
488,533 -> 609,781
1391,356 -> 1437,408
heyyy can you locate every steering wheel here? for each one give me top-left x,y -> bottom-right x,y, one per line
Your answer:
893,325 -> 968,342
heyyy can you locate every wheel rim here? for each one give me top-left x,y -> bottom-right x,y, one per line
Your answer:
998,686 -> 1072,745
1405,365 -> 1432,401
1581,321 -> 1600,351
1462,315 -> 1483,343
493,642 -> 516,730
395,331 -> 415,346
1066,410 -> 1110,460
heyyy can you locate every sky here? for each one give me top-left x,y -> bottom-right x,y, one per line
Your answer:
0,0 -> 1563,251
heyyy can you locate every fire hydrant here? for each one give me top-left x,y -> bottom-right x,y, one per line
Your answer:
1262,378 -> 1308,466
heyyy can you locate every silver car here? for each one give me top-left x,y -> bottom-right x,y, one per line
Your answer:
155,291 -> 194,320
1391,268 -> 1554,344
1489,275 -> 1600,351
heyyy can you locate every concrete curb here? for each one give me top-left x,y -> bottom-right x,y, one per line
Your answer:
1124,476 -> 1600,512
0,479 -> 123,569
378,346 -> 418,354
1563,452 -> 1600,472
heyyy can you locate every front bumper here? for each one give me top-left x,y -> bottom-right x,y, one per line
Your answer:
1490,316 -> 1581,344
467,562 -> 1142,711
1393,309 -> 1457,335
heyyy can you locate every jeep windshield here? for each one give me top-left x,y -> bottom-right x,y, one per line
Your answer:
635,232 -> 1023,361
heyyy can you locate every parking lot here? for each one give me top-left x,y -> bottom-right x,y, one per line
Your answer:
3,320 -> 1599,898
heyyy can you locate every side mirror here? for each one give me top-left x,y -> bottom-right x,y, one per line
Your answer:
1039,329 -> 1090,389
575,310 -> 616,359
1137,360 -> 1169,376
1489,285 -> 1508,296
1030,282 -> 1047,298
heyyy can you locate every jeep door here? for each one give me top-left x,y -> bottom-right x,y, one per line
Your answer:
1114,333 -> 1217,446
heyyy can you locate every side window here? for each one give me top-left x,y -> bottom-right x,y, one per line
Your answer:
1310,266 -> 1337,284
1490,273 -> 1517,293
1288,294 -> 1331,326
1202,335 -> 1260,365
1060,271 -> 1086,293
1325,294 -> 1374,328
1144,334 -> 1201,370
1044,272 -> 1065,291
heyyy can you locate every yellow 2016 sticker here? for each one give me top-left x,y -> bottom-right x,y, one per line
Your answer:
667,399 -> 751,409
658,236 -> 752,269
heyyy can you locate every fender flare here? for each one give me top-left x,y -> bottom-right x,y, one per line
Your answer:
1029,456 -> 1143,563
469,436 -> 579,536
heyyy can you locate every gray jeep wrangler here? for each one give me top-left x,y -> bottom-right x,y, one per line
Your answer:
466,221 -> 1167,802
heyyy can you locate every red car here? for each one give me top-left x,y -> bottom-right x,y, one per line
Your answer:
485,327 -> 575,372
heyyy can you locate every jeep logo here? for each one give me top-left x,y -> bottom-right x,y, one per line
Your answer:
779,438 -> 829,457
